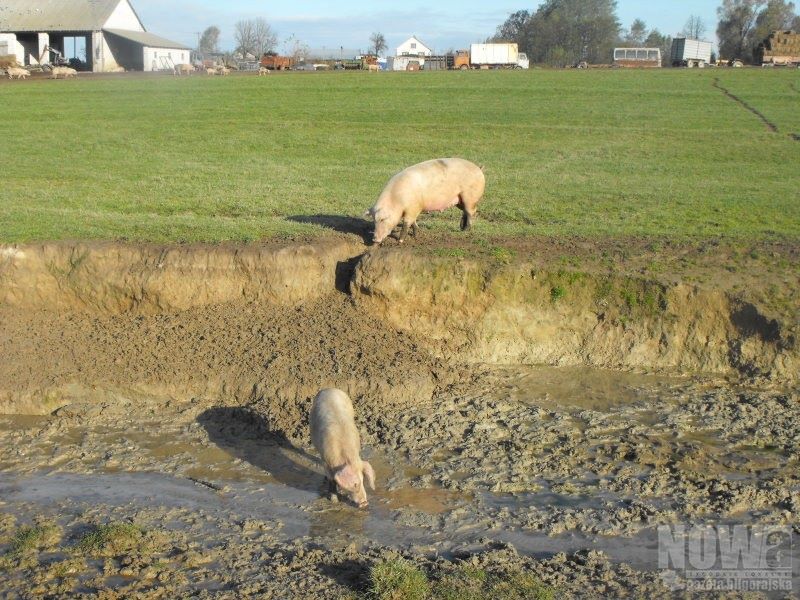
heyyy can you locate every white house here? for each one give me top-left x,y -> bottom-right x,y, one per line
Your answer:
396,36 -> 432,58
0,0 -> 190,72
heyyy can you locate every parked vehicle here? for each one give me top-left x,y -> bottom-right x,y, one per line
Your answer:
670,38 -> 713,68
260,53 -> 294,71
422,55 -> 455,70
613,48 -> 662,68
459,44 -> 529,69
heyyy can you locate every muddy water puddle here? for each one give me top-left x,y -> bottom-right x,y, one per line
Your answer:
1,365 -> 797,586
507,365 -> 690,411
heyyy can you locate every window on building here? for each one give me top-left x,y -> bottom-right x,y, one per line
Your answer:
411,43 -> 416,49
154,51 -> 158,58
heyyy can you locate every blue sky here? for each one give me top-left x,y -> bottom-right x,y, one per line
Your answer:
133,0 -> 720,54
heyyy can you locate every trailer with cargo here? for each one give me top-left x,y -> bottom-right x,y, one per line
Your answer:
260,53 -> 294,71
420,45 -> 527,70
670,38 -> 713,68
756,30 -> 800,66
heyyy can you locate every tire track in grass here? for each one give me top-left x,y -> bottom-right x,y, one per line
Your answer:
712,77 -> 779,133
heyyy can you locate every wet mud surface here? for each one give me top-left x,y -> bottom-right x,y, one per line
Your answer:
1,366 -> 797,598
1,240 -> 798,597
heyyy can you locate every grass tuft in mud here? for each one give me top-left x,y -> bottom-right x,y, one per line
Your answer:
77,522 -> 145,557
0,518 -> 62,571
8,520 -> 62,556
434,565 -> 555,600
368,558 -> 430,600
366,558 -> 555,600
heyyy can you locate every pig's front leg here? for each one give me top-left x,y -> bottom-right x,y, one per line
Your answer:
398,222 -> 410,243
326,476 -> 339,502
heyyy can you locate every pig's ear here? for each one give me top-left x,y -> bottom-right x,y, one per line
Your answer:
334,464 -> 359,490
362,461 -> 376,490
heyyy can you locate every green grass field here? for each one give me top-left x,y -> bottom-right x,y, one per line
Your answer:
0,69 -> 798,243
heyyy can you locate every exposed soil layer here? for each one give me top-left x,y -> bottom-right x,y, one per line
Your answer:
1,239 -> 798,597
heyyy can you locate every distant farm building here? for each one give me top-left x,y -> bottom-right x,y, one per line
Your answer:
0,0 -> 189,71
612,47 -> 662,68
396,36 -> 432,57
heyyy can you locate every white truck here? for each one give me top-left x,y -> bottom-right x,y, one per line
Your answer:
468,43 -> 529,69
670,38 -> 713,68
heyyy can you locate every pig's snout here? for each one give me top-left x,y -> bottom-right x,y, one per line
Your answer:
358,500 -> 369,509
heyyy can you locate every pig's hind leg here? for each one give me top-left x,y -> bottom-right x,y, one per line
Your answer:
457,194 -> 478,231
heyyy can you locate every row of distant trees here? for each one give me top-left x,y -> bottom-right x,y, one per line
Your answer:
196,22 -> 389,61
493,0 -> 800,67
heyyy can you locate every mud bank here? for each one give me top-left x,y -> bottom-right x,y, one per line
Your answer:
0,240 -> 360,314
2,241 -> 797,403
352,248 -> 798,383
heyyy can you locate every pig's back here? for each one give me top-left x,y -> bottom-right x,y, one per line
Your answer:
310,389 -> 360,466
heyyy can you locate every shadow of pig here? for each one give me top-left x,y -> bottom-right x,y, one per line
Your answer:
197,406 -> 323,494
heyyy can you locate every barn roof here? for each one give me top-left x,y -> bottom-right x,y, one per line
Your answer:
105,28 -> 189,49
0,0 -> 134,32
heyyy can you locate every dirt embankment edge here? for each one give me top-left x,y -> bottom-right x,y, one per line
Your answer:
0,241 -> 796,416
351,248 -> 797,383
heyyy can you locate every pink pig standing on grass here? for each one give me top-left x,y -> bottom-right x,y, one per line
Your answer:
310,388 -> 376,508
365,158 -> 486,244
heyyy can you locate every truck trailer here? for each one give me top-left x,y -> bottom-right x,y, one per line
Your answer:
670,38 -> 713,68
260,53 -> 293,71
465,43 -> 529,69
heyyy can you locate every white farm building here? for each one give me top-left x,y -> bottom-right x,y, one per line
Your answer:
396,36 -> 432,57
0,0 -> 190,72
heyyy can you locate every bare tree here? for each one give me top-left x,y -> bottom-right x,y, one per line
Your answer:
253,18 -> 277,57
198,26 -> 220,55
282,34 -> 309,62
369,32 -> 387,56
235,18 -> 276,58
682,15 -> 707,39
234,20 -> 255,57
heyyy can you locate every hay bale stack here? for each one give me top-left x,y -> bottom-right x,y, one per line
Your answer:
0,55 -> 18,68
757,30 -> 800,63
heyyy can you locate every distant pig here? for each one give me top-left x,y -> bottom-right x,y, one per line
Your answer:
174,63 -> 195,75
310,388 -> 375,508
365,158 -> 485,244
6,67 -> 29,79
50,66 -> 77,79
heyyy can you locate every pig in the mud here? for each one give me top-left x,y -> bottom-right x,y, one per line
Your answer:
310,388 -> 375,508
366,158 -> 485,244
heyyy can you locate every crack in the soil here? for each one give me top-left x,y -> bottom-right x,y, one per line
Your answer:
712,78 -> 779,133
